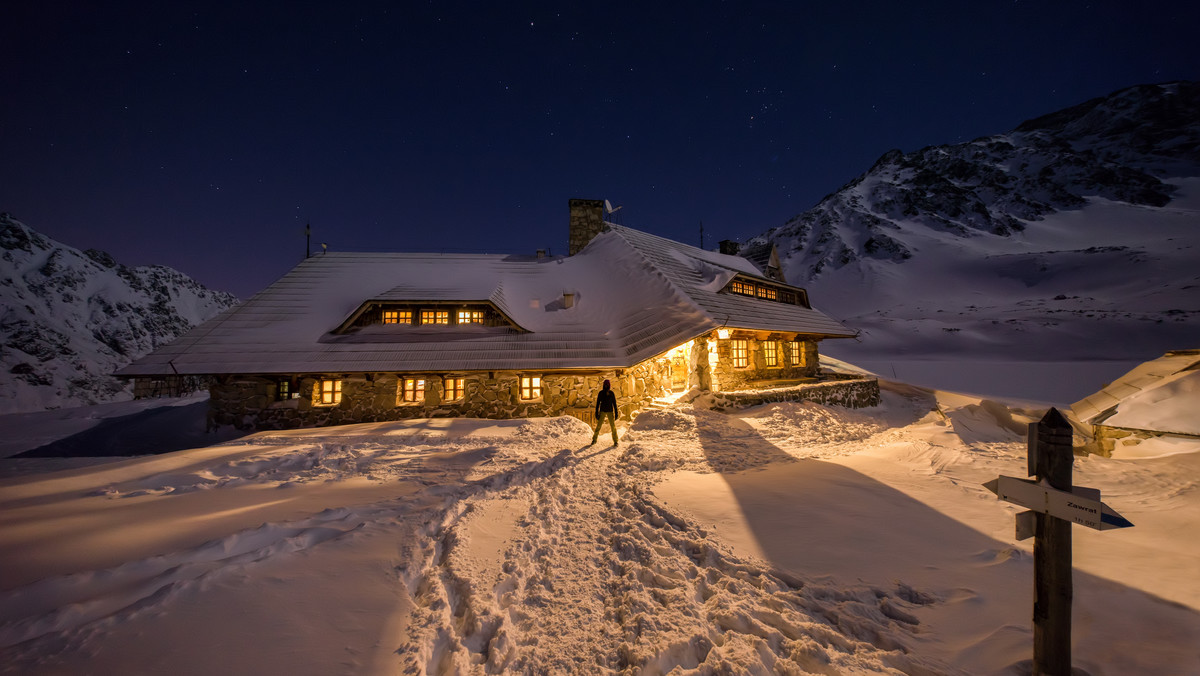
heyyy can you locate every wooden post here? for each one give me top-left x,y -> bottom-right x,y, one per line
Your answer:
1032,407 -> 1074,676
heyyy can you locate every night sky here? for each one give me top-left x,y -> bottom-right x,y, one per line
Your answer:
3,2 -> 1197,299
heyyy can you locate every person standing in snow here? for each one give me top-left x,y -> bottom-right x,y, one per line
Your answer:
591,379 -> 620,446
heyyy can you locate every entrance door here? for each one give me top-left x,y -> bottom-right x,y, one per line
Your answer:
670,348 -> 689,392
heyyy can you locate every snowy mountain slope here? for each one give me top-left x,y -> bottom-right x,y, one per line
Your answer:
753,82 -> 1200,388
0,214 -> 239,413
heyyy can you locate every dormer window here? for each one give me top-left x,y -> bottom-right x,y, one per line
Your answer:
723,277 -> 809,308
383,310 -> 412,324
420,310 -> 449,325
333,300 -> 525,335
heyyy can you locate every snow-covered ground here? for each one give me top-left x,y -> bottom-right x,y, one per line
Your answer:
1,374 -> 1197,675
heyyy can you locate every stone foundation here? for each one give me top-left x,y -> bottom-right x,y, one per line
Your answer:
702,376 -> 881,412
1088,424 -> 1172,457
208,354 -> 677,431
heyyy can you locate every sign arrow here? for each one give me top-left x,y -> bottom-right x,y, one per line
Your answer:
983,475 -> 1134,531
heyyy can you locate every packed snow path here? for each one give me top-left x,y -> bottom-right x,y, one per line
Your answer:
396,422 -> 942,674
1,387 -> 1198,674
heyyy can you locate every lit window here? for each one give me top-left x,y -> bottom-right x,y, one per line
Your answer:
730,340 -> 748,368
399,377 -> 425,403
764,341 -> 779,367
444,377 -> 465,401
420,310 -> 449,325
383,310 -> 412,325
730,280 -> 754,296
458,310 -> 484,324
317,379 -> 342,405
789,341 -> 803,366
276,379 -> 292,401
520,375 -> 541,400
757,287 -> 777,301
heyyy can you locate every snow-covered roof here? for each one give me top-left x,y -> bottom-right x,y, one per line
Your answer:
1072,350 -> 1200,435
116,224 -> 854,376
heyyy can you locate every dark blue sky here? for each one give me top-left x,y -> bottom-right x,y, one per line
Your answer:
3,1 -> 1197,298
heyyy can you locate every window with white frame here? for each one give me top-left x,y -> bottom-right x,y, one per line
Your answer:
457,310 -> 484,324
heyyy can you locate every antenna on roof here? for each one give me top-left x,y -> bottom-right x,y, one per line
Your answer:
604,199 -> 623,225
699,220 -> 704,249
305,223 -> 311,259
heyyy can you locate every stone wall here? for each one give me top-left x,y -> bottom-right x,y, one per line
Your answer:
208,354 -> 677,431
709,331 -> 819,392
701,376 -> 881,412
1088,425 -> 1162,457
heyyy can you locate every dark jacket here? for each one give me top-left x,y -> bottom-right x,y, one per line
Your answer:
595,389 -> 617,416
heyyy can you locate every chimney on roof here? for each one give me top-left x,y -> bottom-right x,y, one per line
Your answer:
719,240 -> 741,255
562,291 -> 576,309
568,199 -> 606,255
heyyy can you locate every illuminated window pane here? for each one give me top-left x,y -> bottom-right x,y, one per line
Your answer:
318,379 -> 342,405
764,341 -> 779,367
520,375 -> 541,400
399,378 -> 425,403
731,340 -> 748,368
420,310 -> 449,325
458,310 -> 483,324
382,310 -> 411,325
730,280 -> 754,296
757,287 -> 777,301
276,379 -> 291,401
444,377 -> 465,401
789,341 -> 803,366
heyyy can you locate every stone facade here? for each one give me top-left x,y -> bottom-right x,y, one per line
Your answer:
208,353 -> 679,431
708,330 -> 819,392
702,376 -> 881,412
206,330 -> 867,431
1088,425 -> 1171,457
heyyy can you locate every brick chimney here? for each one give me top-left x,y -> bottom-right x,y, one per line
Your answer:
568,199 -> 606,255
718,240 -> 741,255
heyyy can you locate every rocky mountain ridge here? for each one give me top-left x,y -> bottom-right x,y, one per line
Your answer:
751,81 -> 1199,385
1,214 -> 239,413
757,82 -> 1199,282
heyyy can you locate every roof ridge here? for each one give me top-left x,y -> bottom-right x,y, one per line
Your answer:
603,225 -> 719,326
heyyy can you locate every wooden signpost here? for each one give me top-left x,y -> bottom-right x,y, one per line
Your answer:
983,407 -> 1134,676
